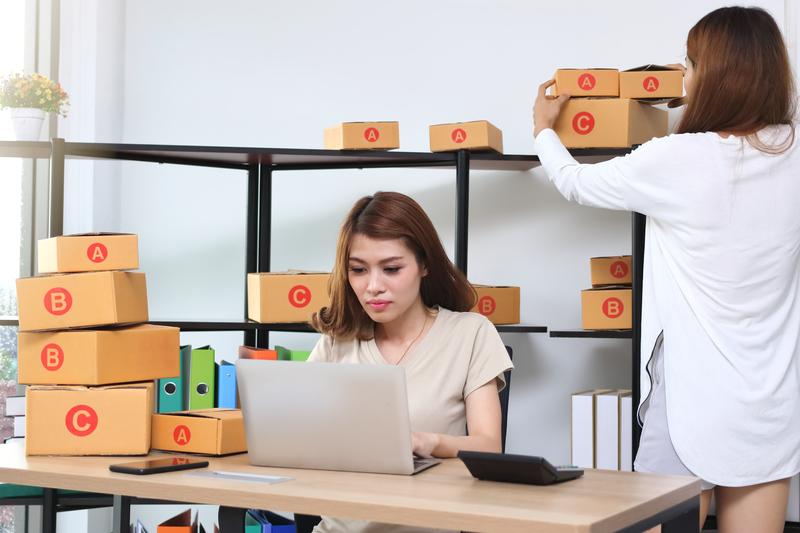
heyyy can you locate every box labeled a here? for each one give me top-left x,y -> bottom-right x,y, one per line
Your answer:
37,233 -> 139,274
151,409 -> 246,455
247,271 -> 330,323
620,65 -> 683,100
429,120 -> 503,153
18,325 -> 179,385
471,285 -> 520,325
554,68 -> 619,97
16,271 -> 148,332
581,287 -> 632,330
324,122 -> 399,150
590,256 -> 632,287
25,382 -> 154,456
554,98 -> 667,148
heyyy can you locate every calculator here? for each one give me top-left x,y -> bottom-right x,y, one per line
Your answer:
457,451 -> 584,485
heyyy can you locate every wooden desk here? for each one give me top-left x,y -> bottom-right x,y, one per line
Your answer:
0,444 -> 700,532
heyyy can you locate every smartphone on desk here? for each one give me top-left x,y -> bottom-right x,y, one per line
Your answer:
458,451 -> 583,485
109,457 -> 209,475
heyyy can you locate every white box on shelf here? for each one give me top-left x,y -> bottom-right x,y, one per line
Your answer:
596,390 -> 621,470
5,395 -> 25,417
13,415 -> 25,438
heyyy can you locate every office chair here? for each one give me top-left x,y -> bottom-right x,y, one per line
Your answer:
293,345 -> 514,533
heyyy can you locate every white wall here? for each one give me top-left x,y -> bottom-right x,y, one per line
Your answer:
59,0 -> 124,233
58,0 -> 794,529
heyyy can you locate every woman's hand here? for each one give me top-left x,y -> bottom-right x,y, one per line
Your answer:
533,79 -> 570,138
412,431 -> 440,458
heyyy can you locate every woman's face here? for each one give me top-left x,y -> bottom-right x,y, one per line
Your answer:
347,234 -> 427,325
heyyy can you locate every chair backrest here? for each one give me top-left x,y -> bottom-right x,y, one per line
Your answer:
499,345 -> 513,453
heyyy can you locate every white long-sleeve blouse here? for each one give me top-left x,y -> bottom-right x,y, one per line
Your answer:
535,125 -> 800,486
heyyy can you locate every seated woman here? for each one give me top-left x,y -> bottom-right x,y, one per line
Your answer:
308,191 -> 513,533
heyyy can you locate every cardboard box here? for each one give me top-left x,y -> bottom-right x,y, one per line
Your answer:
554,98 -> 667,148
16,271 -> 148,332
471,285 -> 520,325
620,65 -> 683,100
18,325 -> 179,385
25,381 -> 154,456
157,509 -> 198,532
151,409 -> 246,456
581,287 -> 632,330
554,69 -> 619,97
238,345 -> 278,360
590,256 -> 632,287
247,271 -> 330,323
37,233 -> 139,274
323,122 -> 399,150
429,120 -> 503,153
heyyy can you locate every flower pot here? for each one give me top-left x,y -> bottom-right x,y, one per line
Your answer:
9,107 -> 45,141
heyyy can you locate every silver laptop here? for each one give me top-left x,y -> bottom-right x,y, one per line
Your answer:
237,359 -> 440,475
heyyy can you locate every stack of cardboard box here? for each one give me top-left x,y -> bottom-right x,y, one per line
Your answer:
15,233 -> 179,455
552,66 -> 682,148
581,255 -> 633,330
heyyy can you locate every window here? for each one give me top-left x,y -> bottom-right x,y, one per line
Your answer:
1,1 -> 30,531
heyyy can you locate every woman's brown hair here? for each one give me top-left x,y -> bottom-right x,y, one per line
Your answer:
677,6 -> 796,152
312,191 -> 476,341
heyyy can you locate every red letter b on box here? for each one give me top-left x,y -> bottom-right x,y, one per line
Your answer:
602,297 -> 624,319
477,296 -> 497,316
41,343 -> 65,371
44,288 -> 72,315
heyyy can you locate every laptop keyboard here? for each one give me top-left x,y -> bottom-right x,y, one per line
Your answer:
412,457 -> 441,473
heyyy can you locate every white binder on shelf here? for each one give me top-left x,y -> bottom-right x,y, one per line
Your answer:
620,392 -> 633,471
596,389 -> 632,471
571,389 -> 611,468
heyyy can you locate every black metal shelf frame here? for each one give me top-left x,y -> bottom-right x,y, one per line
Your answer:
547,212 -> 645,452
549,329 -> 633,339
35,139 -> 556,345
5,139 -> 639,437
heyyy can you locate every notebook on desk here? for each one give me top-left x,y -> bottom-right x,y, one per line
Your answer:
237,359 -> 440,475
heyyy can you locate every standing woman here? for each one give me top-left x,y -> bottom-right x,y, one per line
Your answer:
308,191 -> 513,533
533,6 -> 798,533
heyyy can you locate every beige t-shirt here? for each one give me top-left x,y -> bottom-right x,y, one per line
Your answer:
308,307 -> 514,533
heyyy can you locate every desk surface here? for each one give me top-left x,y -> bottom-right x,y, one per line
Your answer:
0,444 -> 699,532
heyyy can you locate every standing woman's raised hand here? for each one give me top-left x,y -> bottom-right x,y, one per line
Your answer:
533,79 -> 571,138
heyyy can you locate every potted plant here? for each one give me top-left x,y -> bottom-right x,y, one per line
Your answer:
0,72 -> 69,141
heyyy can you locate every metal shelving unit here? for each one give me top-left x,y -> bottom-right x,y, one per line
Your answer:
38,139 -> 554,343
3,138 -> 652,532
2,139 -> 639,426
